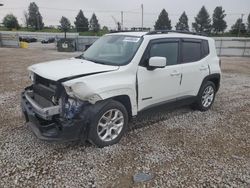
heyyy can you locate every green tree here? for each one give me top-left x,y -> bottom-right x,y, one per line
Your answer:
3,14 -> 19,30
154,9 -> 172,30
247,13 -> 250,33
230,18 -> 246,35
89,13 -> 100,32
175,11 -> 189,31
102,26 -> 109,32
23,11 -> 29,28
74,10 -> 89,32
192,6 -> 212,33
28,2 -> 44,30
59,16 -> 71,39
212,6 -> 227,34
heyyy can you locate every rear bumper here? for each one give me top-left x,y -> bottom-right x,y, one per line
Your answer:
21,91 -> 87,142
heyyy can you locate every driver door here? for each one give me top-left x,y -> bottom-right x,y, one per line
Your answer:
137,39 -> 182,111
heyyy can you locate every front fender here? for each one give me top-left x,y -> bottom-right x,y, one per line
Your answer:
98,88 -> 137,116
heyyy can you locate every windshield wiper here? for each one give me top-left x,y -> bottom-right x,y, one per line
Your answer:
75,54 -> 85,59
91,60 -> 107,65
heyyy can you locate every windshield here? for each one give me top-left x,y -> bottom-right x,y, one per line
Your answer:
82,35 -> 142,65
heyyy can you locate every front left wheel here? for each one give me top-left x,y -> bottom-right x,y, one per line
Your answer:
87,100 -> 128,147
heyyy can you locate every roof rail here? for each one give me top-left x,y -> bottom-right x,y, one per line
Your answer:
109,30 -> 149,34
146,30 -> 208,36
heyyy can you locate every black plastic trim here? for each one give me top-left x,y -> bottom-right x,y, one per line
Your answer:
146,30 -> 208,36
58,70 -> 115,83
200,73 -> 221,92
21,91 -> 86,142
135,73 -> 139,107
139,95 -> 196,113
142,97 -> 153,101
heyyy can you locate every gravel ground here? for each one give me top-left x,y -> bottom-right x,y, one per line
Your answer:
0,46 -> 250,188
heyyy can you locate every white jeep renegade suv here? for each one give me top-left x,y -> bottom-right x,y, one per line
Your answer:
21,30 -> 221,147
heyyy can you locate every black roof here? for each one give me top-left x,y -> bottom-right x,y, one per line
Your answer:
146,30 -> 208,36
108,30 -> 208,37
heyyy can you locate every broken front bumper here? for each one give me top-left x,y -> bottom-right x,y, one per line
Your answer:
21,90 -> 87,142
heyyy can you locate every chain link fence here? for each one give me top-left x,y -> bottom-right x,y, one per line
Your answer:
214,37 -> 250,57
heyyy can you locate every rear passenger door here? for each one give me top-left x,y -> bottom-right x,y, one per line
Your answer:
179,39 -> 210,97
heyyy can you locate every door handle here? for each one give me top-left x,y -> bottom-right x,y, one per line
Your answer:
170,71 -> 181,76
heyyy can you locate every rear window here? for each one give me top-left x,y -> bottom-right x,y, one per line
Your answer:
182,41 -> 201,63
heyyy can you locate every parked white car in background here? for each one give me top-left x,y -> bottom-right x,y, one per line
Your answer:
21,30 -> 221,147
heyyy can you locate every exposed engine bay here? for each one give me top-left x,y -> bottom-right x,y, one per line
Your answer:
27,74 -> 89,120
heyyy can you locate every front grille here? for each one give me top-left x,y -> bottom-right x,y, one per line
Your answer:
33,74 -> 64,104
33,84 -> 55,102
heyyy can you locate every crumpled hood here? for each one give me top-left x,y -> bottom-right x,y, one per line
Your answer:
28,58 -> 119,81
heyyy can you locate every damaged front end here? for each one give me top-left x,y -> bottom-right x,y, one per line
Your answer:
21,74 -> 92,142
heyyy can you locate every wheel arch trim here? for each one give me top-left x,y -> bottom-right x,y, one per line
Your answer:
199,73 -> 221,93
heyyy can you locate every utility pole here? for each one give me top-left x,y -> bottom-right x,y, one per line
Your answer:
121,11 -> 124,30
238,14 -> 244,37
141,4 -> 144,30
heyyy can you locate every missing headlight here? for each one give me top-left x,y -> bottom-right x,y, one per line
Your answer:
62,97 -> 84,119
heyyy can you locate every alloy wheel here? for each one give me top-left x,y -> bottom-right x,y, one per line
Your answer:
201,86 -> 215,108
97,109 -> 124,142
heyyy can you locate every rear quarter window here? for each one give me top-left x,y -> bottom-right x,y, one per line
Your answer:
182,41 -> 202,63
202,40 -> 209,57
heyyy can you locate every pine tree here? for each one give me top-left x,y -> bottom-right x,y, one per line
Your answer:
154,9 -> 172,30
89,13 -> 100,32
23,11 -> 29,28
230,18 -> 246,34
74,10 -> 89,32
192,6 -> 211,33
212,6 -> 227,34
59,16 -> 71,39
247,13 -> 250,33
175,11 -> 189,31
3,14 -> 19,30
28,2 -> 44,30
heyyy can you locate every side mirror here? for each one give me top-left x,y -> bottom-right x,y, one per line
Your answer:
148,57 -> 167,69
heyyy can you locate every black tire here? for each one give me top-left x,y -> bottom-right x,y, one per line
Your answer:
88,100 -> 128,147
192,81 -> 216,111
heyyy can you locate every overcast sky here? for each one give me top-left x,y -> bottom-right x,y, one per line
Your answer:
0,0 -> 249,30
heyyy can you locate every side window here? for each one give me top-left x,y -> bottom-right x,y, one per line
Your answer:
182,41 -> 202,63
202,40 -> 209,57
150,42 -> 178,66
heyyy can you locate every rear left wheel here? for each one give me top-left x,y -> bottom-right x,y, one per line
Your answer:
193,81 -> 216,111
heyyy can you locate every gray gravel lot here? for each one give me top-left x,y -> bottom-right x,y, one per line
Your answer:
0,47 -> 250,187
